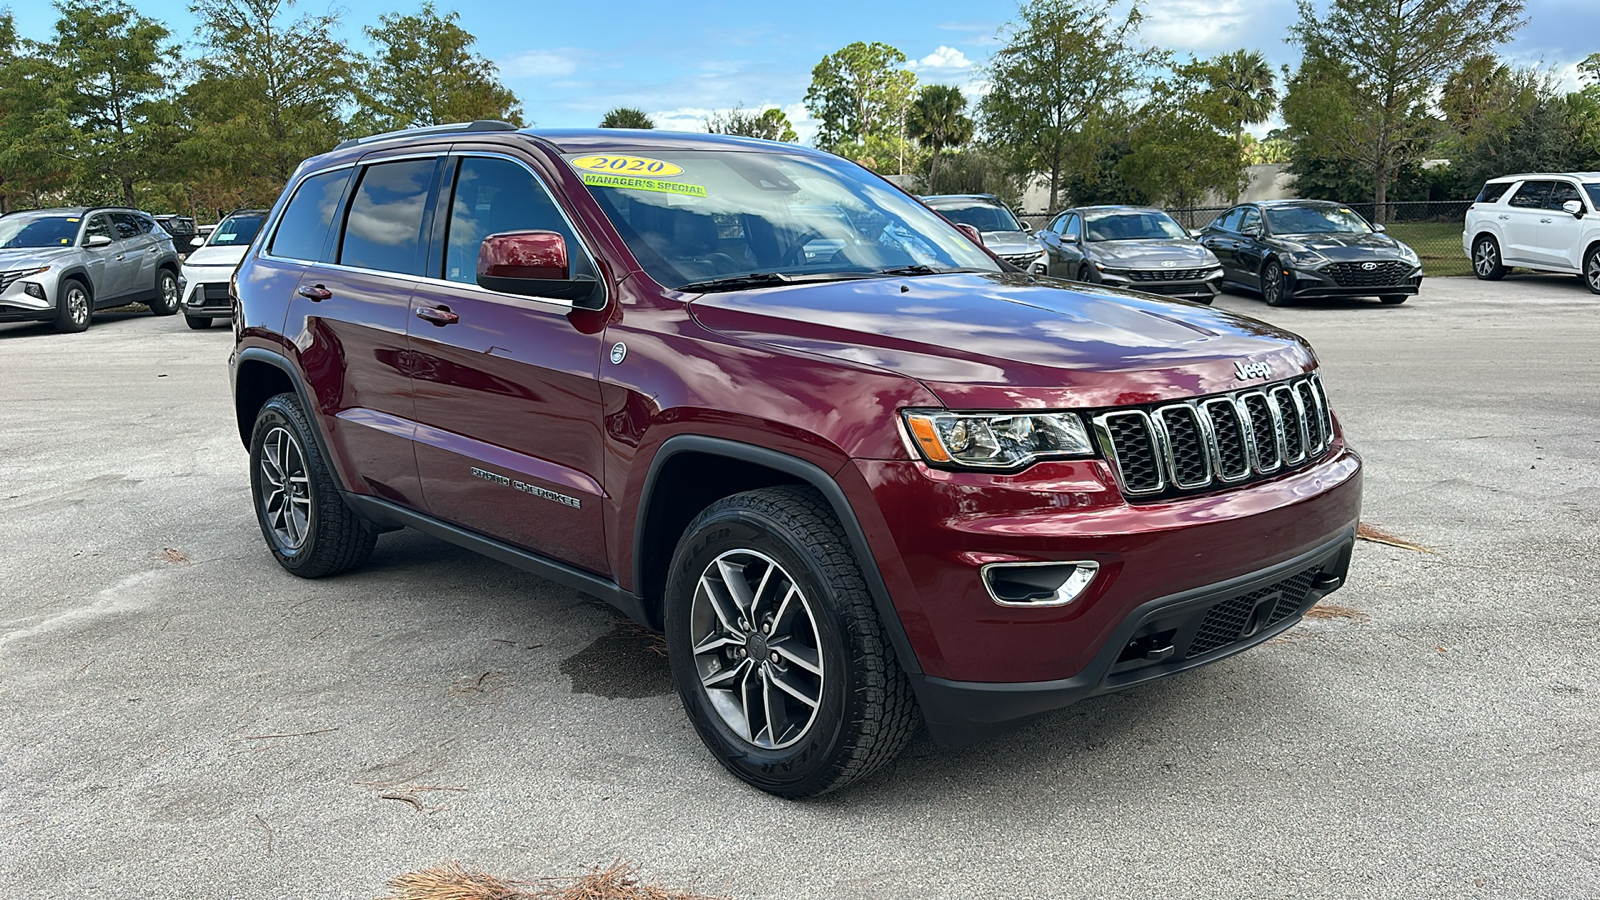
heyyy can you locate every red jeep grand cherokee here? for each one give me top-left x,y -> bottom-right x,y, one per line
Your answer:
230,123 -> 1361,797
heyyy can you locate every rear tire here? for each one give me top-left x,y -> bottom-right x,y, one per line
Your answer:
249,392 -> 377,578
664,485 -> 920,798
1261,258 -> 1290,307
53,279 -> 92,333
1472,235 -> 1505,280
1584,245 -> 1600,295
185,316 -> 212,330
149,269 -> 180,316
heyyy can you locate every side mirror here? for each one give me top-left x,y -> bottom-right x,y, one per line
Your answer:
1563,199 -> 1584,218
477,230 -> 600,305
1373,223 -> 1387,233
1242,225 -> 1261,238
955,223 -> 984,246
1188,229 -> 1203,239
190,236 -> 206,248
85,234 -> 112,248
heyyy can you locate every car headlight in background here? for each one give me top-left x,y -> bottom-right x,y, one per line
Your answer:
1397,244 -> 1420,264
902,410 -> 1096,469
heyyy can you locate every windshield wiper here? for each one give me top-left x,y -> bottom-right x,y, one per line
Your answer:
873,264 -> 988,277
679,271 -> 873,292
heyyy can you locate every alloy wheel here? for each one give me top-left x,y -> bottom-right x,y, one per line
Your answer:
1263,264 -> 1283,304
161,273 -> 178,308
259,425 -> 312,551
66,286 -> 89,326
1587,253 -> 1600,292
690,549 -> 825,750
1475,240 -> 1498,277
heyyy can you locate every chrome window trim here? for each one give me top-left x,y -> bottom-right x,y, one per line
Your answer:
980,560 -> 1101,608
1093,409 -> 1166,495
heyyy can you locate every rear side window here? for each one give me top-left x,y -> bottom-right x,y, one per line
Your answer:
340,158 -> 438,276
111,213 -> 141,240
1508,181 -> 1552,209
1475,182 -> 1512,204
135,216 -> 155,234
270,168 -> 354,262
443,156 -> 588,284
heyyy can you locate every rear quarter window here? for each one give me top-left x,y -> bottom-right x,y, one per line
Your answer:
1475,182 -> 1513,204
269,168 -> 355,262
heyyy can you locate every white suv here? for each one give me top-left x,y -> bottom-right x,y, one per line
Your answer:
1463,173 -> 1600,293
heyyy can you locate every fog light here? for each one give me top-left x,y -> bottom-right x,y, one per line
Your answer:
24,282 -> 45,299
981,561 -> 1099,608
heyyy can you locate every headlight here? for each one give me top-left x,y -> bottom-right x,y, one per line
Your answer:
6,266 -> 50,279
1286,250 -> 1328,267
902,410 -> 1095,469
1397,245 -> 1419,264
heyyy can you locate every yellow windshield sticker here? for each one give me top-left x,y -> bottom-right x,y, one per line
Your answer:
581,172 -> 706,197
571,155 -> 684,178
66,217 -> 80,222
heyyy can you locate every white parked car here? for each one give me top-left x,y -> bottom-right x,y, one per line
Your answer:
178,209 -> 267,329
1463,173 -> 1600,293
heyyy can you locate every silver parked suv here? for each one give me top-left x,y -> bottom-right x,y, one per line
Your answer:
0,207 -> 183,332
1464,173 -> 1600,294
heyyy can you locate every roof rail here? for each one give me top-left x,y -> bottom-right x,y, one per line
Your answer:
333,119 -> 518,152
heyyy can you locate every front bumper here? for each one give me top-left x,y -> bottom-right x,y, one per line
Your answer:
1098,268 -> 1224,302
839,440 -> 1362,744
0,271 -> 60,321
179,269 -> 235,319
1287,261 -> 1423,298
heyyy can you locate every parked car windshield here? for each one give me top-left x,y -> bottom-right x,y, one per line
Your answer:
568,150 -> 1000,290
206,213 -> 266,248
1083,210 -> 1188,242
929,202 -> 1024,234
1264,205 -> 1372,235
0,214 -> 80,249
1585,184 -> 1600,210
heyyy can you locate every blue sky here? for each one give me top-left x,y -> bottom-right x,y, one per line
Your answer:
9,0 -> 1597,142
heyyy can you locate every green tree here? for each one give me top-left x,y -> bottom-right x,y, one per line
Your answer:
804,41 -> 917,153
908,84 -> 974,186
1287,0 -> 1526,219
1201,50 -> 1277,150
980,0 -> 1162,212
599,107 -> 654,128
50,0 -> 180,206
1119,61 -> 1246,207
704,105 -> 797,142
0,12 -> 73,211
183,0 -> 352,209
354,2 -> 522,132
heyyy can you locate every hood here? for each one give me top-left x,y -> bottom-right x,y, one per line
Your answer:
182,244 -> 249,269
0,246 -> 77,271
688,272 -> 1316,410
1088,239 -> 1216,267
1270,231 -> 1411,261
979,231 -> 1042,257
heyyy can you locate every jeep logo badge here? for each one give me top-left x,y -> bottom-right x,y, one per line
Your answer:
1234,360 -> 1272,381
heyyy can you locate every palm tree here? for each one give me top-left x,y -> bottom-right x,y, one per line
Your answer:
1208,50 -> 1278,149
600,107 -> 654,129
907,85 -> 975,189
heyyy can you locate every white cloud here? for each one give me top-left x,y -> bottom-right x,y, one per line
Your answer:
498,48 -> 587,79
912,46 -> 973,71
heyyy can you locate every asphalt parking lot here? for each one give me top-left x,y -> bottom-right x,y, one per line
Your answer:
2,274 -> 1597,899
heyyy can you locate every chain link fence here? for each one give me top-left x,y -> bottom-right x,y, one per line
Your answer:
1022,201 -> 1474,277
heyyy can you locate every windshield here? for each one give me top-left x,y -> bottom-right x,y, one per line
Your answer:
567,150 -> 999,291
0,215 -> 81,250
930,203 -> 1023,233
206,213 -> 265,248
1083,210 -> 1188,242
1585,184 -> 1600,211
1264,205 -> 1372,235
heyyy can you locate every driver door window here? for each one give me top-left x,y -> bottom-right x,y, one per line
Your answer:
83,215 -> 112,245
1239,208 -> 1263,236
442,156 -> 590,284
1062,214 -> 1081,241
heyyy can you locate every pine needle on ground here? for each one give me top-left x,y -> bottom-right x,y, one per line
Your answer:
382,860 -> 729,900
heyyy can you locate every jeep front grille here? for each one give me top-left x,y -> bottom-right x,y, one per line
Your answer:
1092,374 -> 1335,501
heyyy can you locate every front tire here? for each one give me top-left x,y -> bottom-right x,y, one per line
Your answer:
664,485 -> 920,798
1472,236 -> 1505,280
1584,245 -> 1600,295
249,392 -> 377,577
53,279 -> 92,333
1261,258 -> 1290,307
149,269 -> 180,316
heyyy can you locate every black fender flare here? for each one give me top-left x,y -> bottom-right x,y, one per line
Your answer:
633,434 -> 923,676
53,266 -> 95,300
232,347 -> 340,483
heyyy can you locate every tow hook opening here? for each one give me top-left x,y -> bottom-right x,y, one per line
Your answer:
1117,629 -> 1178,663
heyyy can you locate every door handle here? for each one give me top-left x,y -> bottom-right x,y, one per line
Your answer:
415,306 -> 459,326
1539,218 -> 1552,224
297,284 -> 332,301
146,247 -> 159,253
1498,215 -> 1509,220
114,254 -> 126,261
